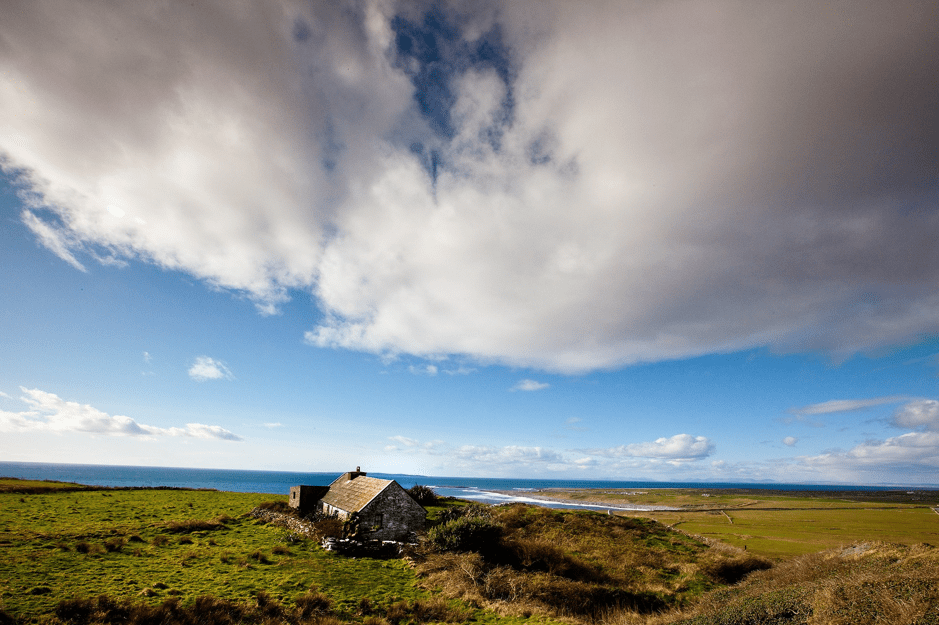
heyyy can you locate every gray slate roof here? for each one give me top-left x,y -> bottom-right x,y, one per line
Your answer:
320,475 -> 393,513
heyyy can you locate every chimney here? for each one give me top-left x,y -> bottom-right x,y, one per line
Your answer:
340,467 -> 366,482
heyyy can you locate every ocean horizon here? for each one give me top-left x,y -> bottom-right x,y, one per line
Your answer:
3,461 -> 935,512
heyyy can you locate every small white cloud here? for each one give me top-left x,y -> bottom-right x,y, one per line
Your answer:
512,379 -> 550,392
892,399 -> 939,431
143,351 -> 152,363
408,364 -> 438,376
387,435 -> 446,453
591,434 -> 715,461
188,356 -> 233,382
791,396 -> 907,416
181,423 -> 242,441
0,391 -> 11,399
0,387 -> 241,441
455,445 -> 566,466
263,422 -> 283,428
443,366 -> 476,376
783,436 -> 798,447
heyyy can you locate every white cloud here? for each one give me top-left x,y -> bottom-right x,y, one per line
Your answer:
21,211 -> 87,273
591,434 -> 715,461
783,436 -> 798,447
0,391 -> 11,399
512,379 -> 550,392
0,387 -> 241,441
188,356 -> 233,382
454,445 -> 567,467
386,435 -> 446,453
143,351 -> 152,363
892,399 -> 939,431
408,364 -> 438,376
443,366 -> 476,376
263,422 -> 283,428
791,396 -> 908,416
793,398 -> 939,482
3,2 -> 938,372
803,432 -> 939,470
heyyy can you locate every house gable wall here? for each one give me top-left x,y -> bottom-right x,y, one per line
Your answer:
356,481 -> 426,541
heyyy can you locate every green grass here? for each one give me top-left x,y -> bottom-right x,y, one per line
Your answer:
0,488 -> 417,618
0,485 -> 561,625
671,507 -> 939,559
531,488 -> 939,560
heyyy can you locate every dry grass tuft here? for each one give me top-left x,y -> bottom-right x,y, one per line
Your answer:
163,518 -> 225,533
49,591 -> 345,625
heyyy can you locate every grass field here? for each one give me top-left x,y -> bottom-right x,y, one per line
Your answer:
527,488 -> 939,559
0,483 -> 554,624
3,480 -> 938,624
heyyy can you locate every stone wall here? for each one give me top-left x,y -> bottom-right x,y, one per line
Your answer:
246,507 -> 319,538
356,483 -> 426,542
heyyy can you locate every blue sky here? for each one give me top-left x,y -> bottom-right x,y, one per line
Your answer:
1,1 -> 938,485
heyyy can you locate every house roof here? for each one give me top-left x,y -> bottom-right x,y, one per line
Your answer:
320,474 -> 394,514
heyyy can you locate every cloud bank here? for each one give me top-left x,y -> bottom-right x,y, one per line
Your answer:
385,432 -> 714,475
2,0 -> 937,372
794,398 -> 939,483
0,388 -> 242,441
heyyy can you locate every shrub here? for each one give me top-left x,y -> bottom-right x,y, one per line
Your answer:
437,502 -> 493,525
428,517 -> 503,553
408,485 -> 438,506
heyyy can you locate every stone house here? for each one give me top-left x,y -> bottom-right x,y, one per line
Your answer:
289,469 -> 426,541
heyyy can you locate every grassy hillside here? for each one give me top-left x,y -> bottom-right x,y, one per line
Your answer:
0,485 -> 449,623
3,482 -> 936,624
414,502 -> 772,621
634,542 -> 939,625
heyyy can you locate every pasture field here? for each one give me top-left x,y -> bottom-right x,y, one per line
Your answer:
0,483 -> 547,624
530,488 -> 939,559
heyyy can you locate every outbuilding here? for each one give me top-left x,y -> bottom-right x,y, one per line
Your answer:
289,469 -> 426,541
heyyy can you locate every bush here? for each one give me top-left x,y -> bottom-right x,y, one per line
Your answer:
437,502 -> 493,525
428,517 -> 503,553
408,485 -> 438,506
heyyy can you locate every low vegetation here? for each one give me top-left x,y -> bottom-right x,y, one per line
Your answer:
415,502 -> 772,620
2,480 -> 936,624
642,542 -> 939,624
531,487 -> 939,558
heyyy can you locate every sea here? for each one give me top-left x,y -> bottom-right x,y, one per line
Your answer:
0,461 -> 927,513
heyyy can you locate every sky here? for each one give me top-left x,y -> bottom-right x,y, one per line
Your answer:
1,0 -> 938,485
